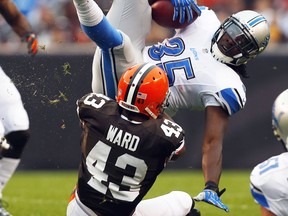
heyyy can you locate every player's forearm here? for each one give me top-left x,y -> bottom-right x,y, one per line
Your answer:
9,14 -> 34,38
202,106 -> 228,185
0,1 -> 33,38
202,143 -> 222,184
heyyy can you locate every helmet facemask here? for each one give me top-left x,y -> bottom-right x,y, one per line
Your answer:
146,90 -> 171,119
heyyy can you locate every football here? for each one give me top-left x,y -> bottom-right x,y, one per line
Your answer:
150,0 -> 199,29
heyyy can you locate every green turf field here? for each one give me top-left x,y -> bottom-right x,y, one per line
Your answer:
3,170 -> 259,216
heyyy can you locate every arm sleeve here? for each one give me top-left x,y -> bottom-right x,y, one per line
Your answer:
73,0 -> 123,49
81,18 -> 123,49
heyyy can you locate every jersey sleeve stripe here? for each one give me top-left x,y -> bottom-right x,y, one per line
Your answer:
250,182 -> 270,208
217,88 -> 244,115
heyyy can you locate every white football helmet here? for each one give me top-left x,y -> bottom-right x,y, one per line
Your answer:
211,10 -> 270,66
272,89 -> 288,151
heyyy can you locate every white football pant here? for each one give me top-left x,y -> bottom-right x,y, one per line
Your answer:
67,191 -> 193,216
0,66 -> 29,134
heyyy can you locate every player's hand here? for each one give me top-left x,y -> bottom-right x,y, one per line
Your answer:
170,0 -> 201,24
193,189 -> 229,212
193,181 -> 229,212
0,137 -> 10,159
0,137 -> 10,150
23,33 -> 38,56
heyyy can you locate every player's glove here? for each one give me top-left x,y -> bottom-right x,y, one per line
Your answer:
0,137 -> 10,159
193,181 -> 229,212
22,33 -> 38,56
0,137 -> 10,150
170,0 -> 202,24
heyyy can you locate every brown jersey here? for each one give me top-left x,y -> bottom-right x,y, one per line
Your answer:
76,93 -> 185,216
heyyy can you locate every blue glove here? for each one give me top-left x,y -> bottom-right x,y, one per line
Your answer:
170,0 -> 202,24
193,189 -> 229,212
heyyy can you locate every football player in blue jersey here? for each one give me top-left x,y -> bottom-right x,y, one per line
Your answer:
67,63 -> 200,216
73,0 -> 270,212
0,0 -> 38,215
250,89 -> 288,216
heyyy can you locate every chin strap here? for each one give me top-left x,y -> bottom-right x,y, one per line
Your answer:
145,107 -> 157,119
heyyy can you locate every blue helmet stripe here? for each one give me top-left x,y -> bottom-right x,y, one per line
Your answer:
248,16 -> 266,27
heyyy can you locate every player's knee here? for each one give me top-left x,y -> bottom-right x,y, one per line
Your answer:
3,130 -> 30,159
170,191 -> 194,213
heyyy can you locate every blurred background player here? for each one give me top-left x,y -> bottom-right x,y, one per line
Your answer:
66,63 -> 200,216
73,0 -> 270,212
0,0 -> 38,215
250,89 -> 288,216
